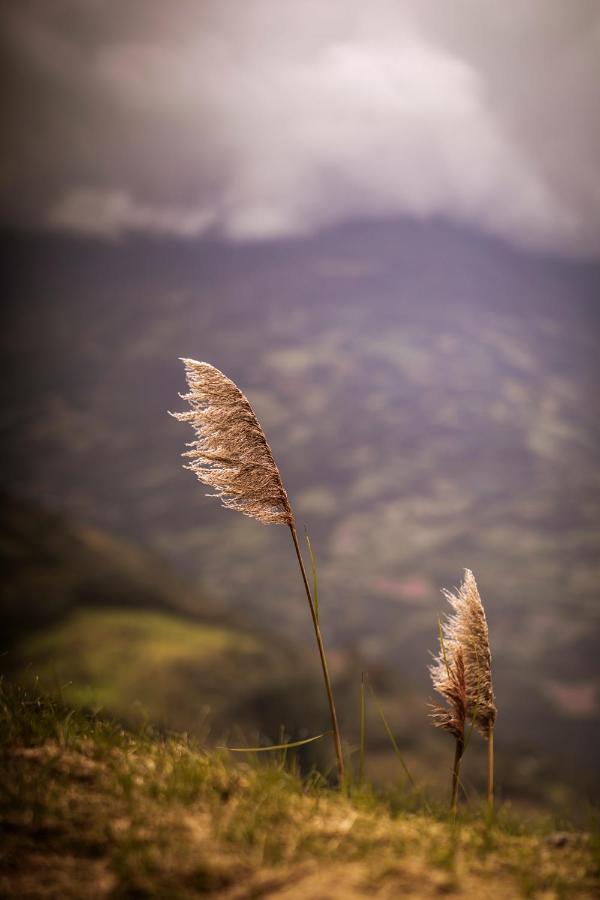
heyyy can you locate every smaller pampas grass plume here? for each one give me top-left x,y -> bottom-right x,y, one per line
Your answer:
430,569 -> 496,812
170,359 -> 344,781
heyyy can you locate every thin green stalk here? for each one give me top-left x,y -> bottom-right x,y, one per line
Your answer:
359,672 -> 366,784
289,524 -> 345,783
451,736 -> 464,815
219,731 -> 331,752
367,682 -> 420,795
371,688 -> 415,788
487,726 -> 494,812
304,527 -> 319,625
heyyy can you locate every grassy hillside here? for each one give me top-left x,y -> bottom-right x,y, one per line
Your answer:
0,492 -> 202,645
1,496 -> 361,766
13,607 -> 337,749
1,679 -> 598,899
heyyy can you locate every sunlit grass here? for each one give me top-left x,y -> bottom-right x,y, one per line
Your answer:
1,678 -> 597,898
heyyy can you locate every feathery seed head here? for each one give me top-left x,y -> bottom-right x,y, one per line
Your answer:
438,569 -> 496,735
170,359 -> 293,526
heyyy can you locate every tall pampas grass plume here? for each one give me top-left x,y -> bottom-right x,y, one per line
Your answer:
430,569 -> 496,811
171,359 -> 293,525
170,359 -> 344,781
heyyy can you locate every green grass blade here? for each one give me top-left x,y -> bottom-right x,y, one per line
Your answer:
368,681 -> 433,812
368,682 -> 416,789
218,731 -> 331,752
359,672 -> 366,784
304,527 -> 319,625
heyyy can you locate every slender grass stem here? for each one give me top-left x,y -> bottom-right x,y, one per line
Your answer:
358,672 -> 366,785
367,679 -> 434,812
368,681 -> 417,791
304,528 -> 319,625
288,523 -> 345,783
487,726 -> 494,812
451,736 -> 464,815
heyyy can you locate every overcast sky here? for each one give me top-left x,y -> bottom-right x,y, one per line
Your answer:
2,0 -> 600,256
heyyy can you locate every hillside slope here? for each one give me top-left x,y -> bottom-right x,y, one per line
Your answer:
0,492 -> 203,645
1,680 -> 598,899
0,496 -> 356,761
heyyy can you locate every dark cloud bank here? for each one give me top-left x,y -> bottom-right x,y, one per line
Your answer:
2,0 -> 600,257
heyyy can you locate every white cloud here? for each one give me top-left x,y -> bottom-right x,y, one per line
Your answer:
49,188 -> 215,238
203,36 -> 576,247
2,1 -> 599,255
